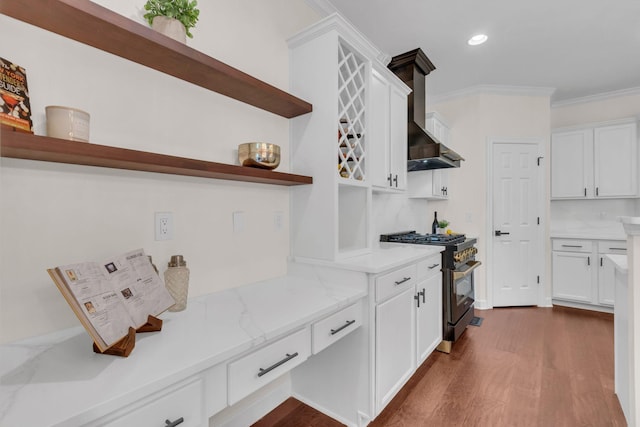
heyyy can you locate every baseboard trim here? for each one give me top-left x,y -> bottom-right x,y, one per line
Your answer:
552,299 -> 613,314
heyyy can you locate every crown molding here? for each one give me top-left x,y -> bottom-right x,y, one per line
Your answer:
551,86 -> 640,108
304,0 -> 338,16
430,85 -> 556,104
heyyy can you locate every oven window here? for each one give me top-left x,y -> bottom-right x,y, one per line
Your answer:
455,274 -> 473,305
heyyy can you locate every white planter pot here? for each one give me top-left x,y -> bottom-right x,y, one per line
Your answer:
151,16 -> 187,44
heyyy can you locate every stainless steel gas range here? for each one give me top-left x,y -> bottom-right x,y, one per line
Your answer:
380,231 -> 482,353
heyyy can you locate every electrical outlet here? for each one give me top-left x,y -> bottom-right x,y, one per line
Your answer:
233,211 -> 244,233
155,212 -> 173,241
274,211 -> 284,232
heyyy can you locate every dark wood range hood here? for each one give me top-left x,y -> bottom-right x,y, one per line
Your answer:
388,48 -> 464,170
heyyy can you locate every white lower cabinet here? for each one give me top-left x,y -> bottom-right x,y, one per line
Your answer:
375,285 -> 415,411
228,327 -> 311,405
102,377 -> 206,427
416,255 -> 443,365
552,238 -> 625,309
374,253 -> 442,414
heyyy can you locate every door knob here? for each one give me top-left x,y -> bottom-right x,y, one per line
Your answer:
495,230 -> 510,236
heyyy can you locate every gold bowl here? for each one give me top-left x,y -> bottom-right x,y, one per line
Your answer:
238,142 -> 281,170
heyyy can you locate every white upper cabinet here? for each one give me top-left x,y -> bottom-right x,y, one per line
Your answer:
551,119 -> 638,199
407,112 -> 451,199
288,15 -> 409,261
594,123 -> 638,197
370,66 -> 410,192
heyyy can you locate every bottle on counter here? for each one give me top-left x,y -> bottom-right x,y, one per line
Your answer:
164,255 -> 190,312
432,211 -> 438,235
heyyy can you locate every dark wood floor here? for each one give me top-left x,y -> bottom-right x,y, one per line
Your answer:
253,306 -> 627,426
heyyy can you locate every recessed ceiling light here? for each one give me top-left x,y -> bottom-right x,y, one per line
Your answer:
468,34 -> 488,46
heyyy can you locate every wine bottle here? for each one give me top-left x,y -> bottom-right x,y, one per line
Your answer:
432,211 -> 438,235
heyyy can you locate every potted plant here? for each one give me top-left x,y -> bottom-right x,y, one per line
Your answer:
437,219 -> 450,234
143,0 -> 200,43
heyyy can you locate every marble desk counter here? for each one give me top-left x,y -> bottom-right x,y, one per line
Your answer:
293,244 -> 442,274
0,266 -> 366,427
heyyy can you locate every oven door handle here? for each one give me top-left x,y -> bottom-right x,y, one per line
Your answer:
452,260 -> 482,281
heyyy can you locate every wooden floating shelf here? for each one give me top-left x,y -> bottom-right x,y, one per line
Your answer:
0,0 -> 312,119
1,130 -> 313,186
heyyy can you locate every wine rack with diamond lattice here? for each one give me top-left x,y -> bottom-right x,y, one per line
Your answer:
337,42 -> 366,182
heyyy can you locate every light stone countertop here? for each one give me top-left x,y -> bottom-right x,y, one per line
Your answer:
607,254 -> 628,273
0,265 -> 366,427
293,243 -> 442,274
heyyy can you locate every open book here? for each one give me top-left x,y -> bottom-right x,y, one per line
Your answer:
48,249 -> 175,352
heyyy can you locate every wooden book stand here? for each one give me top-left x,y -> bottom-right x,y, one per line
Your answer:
93,315 -> 163,357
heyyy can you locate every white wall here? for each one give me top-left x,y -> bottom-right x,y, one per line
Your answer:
0,1 -> 320,343
431,91 -> 552,307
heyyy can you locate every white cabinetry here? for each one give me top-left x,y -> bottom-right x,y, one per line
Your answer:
552,240 -> 594,303
375,264 -> 416,412
289,15 -> 409,261
373,252 -> 443,413
103,378 -> 206,427
551,120 -> 638,199
407,112 -> 451,199
552,238 -> 626,309
597,241 -> 628,306
415,254 -> 443,364
370,66 -> 410,192
228,328 -> 311,405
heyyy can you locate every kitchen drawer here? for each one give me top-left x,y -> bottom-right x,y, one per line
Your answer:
597,240 -> 627,254
552,239 -> 593,253
228,328 -> 310,405
312,301 -> 362,354
417,255 -> 442,281
102,377 -> 204,427
376,263 -> 417,303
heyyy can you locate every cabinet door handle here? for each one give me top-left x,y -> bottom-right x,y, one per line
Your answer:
610,247 -> 626,251
596,187 -> 599,196
584,188 -> 587,197
330,319 -> 356,335
165,418 -> 184,427
414,293 -> 420,308
421,288 -> 426,304
561,245 -> 582,248
600,257 -> 603,267
428,263 -> 440,270
387,173 -> 392,185
394,277 -> 411,285
258,352 -> 299,377
393,174 -> 398,187
587,256 -> 590,266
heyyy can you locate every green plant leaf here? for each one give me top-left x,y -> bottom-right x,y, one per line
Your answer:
143,0 -> 199,38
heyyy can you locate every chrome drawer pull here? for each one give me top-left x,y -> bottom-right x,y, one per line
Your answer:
257,352 -> 299,377
165,418 -> 184,427
394,277 -> 411,285
610,247 -> 626,251
561,245 -> 582,248
330,319 -> 356,335
428,263 -> 440,269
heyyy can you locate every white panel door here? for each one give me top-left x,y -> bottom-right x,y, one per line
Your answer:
594,123 -> 638,197
492,142 -> 541,306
